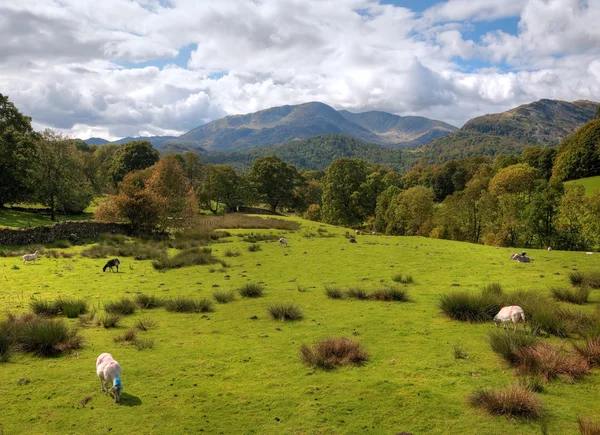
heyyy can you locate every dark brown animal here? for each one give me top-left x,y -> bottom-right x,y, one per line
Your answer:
103,258 -> 120,273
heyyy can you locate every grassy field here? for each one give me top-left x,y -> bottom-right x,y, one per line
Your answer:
1,217 -> 599,434
565,175 -> 600,196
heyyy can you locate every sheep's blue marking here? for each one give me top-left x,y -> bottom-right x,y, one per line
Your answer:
115,378 -> 121,387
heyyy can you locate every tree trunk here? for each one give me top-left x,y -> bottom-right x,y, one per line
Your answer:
50,195 -> 56,221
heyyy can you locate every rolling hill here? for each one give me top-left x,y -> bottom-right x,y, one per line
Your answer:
83,135 -> 177,148
423,99 -> 599,163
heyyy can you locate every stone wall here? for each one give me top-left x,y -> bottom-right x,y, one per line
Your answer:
0,221 -> 132,246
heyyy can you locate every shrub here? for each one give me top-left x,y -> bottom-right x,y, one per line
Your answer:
369,286 -> 409,302
510,291 -> 569,337
574,336 -> 600,367
300,337 -> 369,370
152,247 -> 221,270
30,300 -> 60,317
579,418 -> 600,435
247,243 -> 262,252
346,287 -> 369,300
165,297 -> 214,313
100,314 -> 122,328
105,298 -> 136,315
551,287 -> 590,305
135,337 -> 155,350
114,328 -> 138,343
135,317 -> 158,331
482,283 -> 503,297
238,283 -> 264,298
134,293 -> 164,309
325,286 -> 344,299
467,385 -> 541,420
55,298 -> 88,318
515,343 -> 589,381
489,330 -> 540,366
268,303 -> 303,321
391,274 -> 414,284
440,291 -> 502,322
242,234 -> 280,243
453,344 -> 468,360
213,290 -> 236,304
224,249 -> 241,257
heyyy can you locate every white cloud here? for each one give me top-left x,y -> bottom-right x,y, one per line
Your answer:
0,0 -> 599,139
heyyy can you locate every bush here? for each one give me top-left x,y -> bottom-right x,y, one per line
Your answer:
325,286 -> 344,299
489,330 -> 540,366
300,337 -> 369,370
346,287 -> 369,300
135,337 -> 155,350
247,243 -> 262,252
134,293 -> 164,309
268,303 -> 303,321
369,286 -> 409,302
165,297 -> 214,313
579,418 -> 600,435
152,247 -> 221,270
238,283 -> 264,298
224,249 -> 241,257
440,291 -> 502,322
510,291 -> 569,337
55,298 -> 88,318
135,317 -> 158,331
30,300 -> 60,317
100,314 -> 122,328
569,271 -> 585,286
574,336 -> 600,367
467,385 -> 541,420
18,318 -> 82,357
551,287 -> 590,305
105,298 -> 136,315
213,290 -> 236,304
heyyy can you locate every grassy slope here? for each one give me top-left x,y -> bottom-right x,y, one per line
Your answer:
0,218 -> 599,434
565,175 -> 600,196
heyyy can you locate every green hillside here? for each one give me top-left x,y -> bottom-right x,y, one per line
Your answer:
565,175 -> 600,195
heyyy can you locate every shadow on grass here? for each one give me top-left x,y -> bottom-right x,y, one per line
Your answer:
119,392 -> 142,407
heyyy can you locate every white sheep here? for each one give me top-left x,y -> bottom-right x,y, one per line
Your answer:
22,250 -> 40,264
371,231 -> 377,236
96,353 -> 123,403
547,246 -> 552,251
494,306 -> 526,332
279,237 -> 288,247
355,230 -> 360,235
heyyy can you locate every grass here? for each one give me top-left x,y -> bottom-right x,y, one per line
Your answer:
213,290 -> 236,304
345,287 -> 369,300
369,286 -> 409,302
164,297 -> 214,313
574,336 -> 600,367
551,287 -> 590,304
135,317 -> 158,331
134,293 -> 164,309
325,286 -> 344,299
565,174 -> 600,196
30,298 -> 88,318
467,385 -> 542,420
238,283 -> 264,298
453,344 -> 468,360
439,291 -> 501,322
569,271 -> 600,288
2,216 -> 600,434
152,247 -> 220,270
104,298 -> 136,315
135,337 -> 155,350
247,243 -> 262,252
114,328 -> 138,343
489,330 -> 541,366
99,314 -> 122,328
300,337 -> 369,370
391,273 -> 414,284
224,248 -> 241,257
267,303 -> 303,321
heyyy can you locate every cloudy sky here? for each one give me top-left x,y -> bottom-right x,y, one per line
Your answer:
1,0 -> 599,140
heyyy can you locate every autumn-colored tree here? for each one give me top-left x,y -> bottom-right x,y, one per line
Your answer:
146,156 -> 193,217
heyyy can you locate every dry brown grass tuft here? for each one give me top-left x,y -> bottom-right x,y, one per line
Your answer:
579,417 -> 600,435
467,385 -> 542,420
574,336 -> 600,367
300,337 -> 368,370
515,343 -> 590,381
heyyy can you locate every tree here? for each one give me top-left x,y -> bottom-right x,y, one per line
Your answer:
247,156 -> 304,212
489,163 -> 538,196
198,165 -> 247,213
0,93 -> 39,206
374,186 -> 401,233
321,158 -> 371,226
94,143 -> 121,193
556,185 -> 589,250
386,186 -> 434,236
34,130 -> 93,220
109,141 -> 159,186
180,152 -> 205,189
146,156 -> 199,228
552,119 -> 600,181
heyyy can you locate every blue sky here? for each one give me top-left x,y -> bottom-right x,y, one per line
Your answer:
1,0 -> 598,139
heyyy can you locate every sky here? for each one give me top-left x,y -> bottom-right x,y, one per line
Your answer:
0,0 -> 599,140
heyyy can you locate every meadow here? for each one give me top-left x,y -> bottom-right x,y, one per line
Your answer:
1,216 -> 599,434
565,175 -> 600,196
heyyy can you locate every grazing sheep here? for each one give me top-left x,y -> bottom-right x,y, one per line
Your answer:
355,230 -> 360,235
349,237 -> 357,243
103,258 -> 120,273
371,231 -> 376,236
586,252 -> 593,255
547,246 -> 552,251
96,353 -> 122,403
494,306 -> 526,332
279,237 -> 288,248
22,250 -> 40,264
